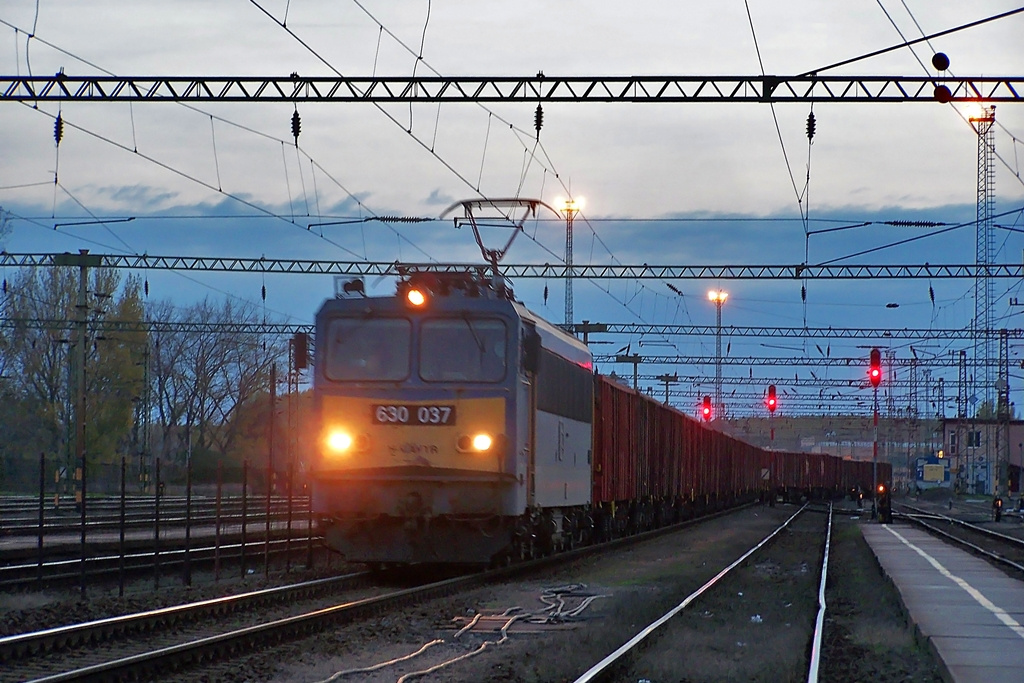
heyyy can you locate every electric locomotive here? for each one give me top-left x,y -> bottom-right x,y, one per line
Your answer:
312,269 -> 593,565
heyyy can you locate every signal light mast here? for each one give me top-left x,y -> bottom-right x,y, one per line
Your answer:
869,347 -> 882,519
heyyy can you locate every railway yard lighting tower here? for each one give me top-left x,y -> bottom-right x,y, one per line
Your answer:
708,289 -> 728,420
562,198 -> 582,329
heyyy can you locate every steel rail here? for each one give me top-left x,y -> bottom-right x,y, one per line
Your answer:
4,253 -> 1024,280
1,74 -> 1020,103
572,504 -> 808,683
895,504 -> 1024,574
0,536 -> 323,589
0,571 -> 368,664
806,504 -> 833,683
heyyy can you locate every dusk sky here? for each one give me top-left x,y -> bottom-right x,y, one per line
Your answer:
2,1 -> 1023,417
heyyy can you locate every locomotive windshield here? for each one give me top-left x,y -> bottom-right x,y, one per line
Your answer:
325,318 -> 411,381
419,318 -> 507,382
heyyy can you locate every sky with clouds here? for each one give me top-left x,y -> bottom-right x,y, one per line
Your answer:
1,1 -> 1023,417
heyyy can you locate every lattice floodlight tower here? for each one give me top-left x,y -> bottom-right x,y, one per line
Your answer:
440,198 -> 559,288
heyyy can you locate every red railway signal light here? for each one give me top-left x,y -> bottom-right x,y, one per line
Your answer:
701,395 -> 712,422
767,384 -> 777,413
869,348 -> 882,387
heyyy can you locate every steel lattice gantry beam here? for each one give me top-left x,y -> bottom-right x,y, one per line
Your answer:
4,253 -> 1024,280
637,374 -> 923,389
594,354 -> 997,367
6,317 -> 1021,343
576,323 -> 1024,340
1,75 -> 1021,103
0,317 -> 312,335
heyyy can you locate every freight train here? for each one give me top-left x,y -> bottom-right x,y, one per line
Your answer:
311,269 -> 887,565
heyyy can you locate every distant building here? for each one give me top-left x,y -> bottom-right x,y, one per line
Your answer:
939,418 -> 1024,495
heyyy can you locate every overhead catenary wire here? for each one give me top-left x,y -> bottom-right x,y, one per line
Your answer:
797,5 -> 1024,77
0,15 -> 440,267
247,1 -> 672,335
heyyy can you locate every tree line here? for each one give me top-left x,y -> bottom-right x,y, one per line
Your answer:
0,265 -> 311,493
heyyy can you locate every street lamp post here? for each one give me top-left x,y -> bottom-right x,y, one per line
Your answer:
707,290 -> 728,420
561,199 -> 581,329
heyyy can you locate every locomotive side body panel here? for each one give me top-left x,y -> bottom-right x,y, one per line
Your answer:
519,307 -> 594,509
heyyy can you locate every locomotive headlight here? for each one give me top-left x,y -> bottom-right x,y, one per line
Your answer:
471,433 -> 493,452
457,433 -> 494,452
325,430 -> 353,454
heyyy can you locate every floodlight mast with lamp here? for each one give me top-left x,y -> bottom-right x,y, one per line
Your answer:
708,290 -> 728,420
561,197 -> 584,328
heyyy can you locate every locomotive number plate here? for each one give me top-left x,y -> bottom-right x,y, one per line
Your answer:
372,404 -> 455,426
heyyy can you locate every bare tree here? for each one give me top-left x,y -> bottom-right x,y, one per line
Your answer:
148,297 -> 283,469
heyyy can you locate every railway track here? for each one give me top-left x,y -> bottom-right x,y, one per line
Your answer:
896,502 -> 1024,575
0,533 -> 324,589
572,504 -> 834,682
0,569 -> 390,683
1,504 -> 752,682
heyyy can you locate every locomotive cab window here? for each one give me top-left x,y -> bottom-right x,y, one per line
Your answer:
325,317 -> 411,381
420,318 -> 507,382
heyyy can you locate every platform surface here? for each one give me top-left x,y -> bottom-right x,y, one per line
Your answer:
861,523 -> 1024,683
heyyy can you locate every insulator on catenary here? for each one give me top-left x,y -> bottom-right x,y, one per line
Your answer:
291,109 -> 301,146
534,104 -> 544,140
261,284 -> 266,301
54,113 -> 64,147
373,216 -> 432,223
801,285 -> 806,302
543,284 -> 549,305
929,285 -> 935,305
884,220 -> 946,227
805,111 -> 816,141
144,279 -> 149,297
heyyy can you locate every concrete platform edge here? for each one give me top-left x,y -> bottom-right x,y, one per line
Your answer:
857,523 -> 955,683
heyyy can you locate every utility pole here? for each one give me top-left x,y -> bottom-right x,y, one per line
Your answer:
997,329 -> 1009,499
576,320 -> 608,346
656,373 -> 678,405
616,353 -> 642,391
53,250 -> 100,598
